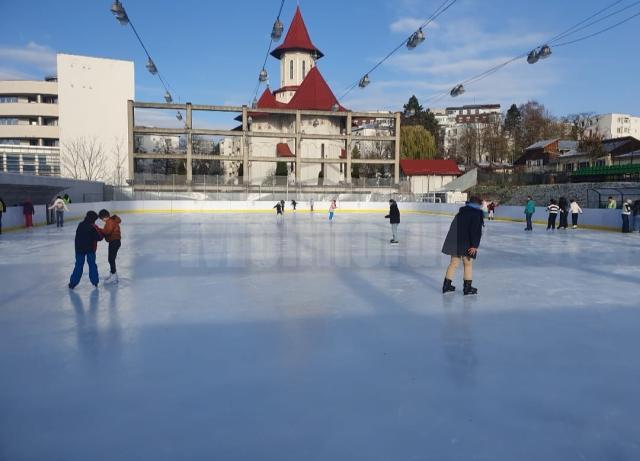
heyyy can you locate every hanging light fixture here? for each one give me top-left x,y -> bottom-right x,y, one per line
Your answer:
176,111 -> 183,121
406,28 -> 426,50
110,0 -> 129,25
146,58 -> 158,75
164,91 -> 173,103
450,84 -> 465,97
526,49 -> 540,64
538,44 -> 552,60
259,68 -> 268,82
358,74 -> 370,88
271,18 -> 284,41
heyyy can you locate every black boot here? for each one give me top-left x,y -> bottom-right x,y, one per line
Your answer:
442,278 -> 456,294
463,280 -> 477,295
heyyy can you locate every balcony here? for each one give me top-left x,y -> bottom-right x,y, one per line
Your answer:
0,102 -> 58,118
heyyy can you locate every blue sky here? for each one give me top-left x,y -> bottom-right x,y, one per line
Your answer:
1,0 -> 639,119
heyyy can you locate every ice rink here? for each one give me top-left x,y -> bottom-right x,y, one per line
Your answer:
1,210 -> 640,460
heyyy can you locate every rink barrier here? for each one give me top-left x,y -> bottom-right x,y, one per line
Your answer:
0,201 -> 629,233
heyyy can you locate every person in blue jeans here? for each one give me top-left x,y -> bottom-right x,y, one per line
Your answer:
69,211 -> 103,289
524,196 -> 535,231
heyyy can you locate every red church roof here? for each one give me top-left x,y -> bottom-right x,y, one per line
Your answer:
287,66 -> 345,111
276,143 -> 295,157
400,159 -> 461,176
271,6 -> 324,60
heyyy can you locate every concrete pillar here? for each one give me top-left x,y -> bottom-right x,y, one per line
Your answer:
346,112 -> 352,184
241,106 -> 248,184
295,111 -> 301,184
186,103 -> 193,185
394,112 -> 401,184
127,100 -> 135,183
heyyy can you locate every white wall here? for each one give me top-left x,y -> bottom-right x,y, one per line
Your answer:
1,201 -> 630,233
57,53 -> 134,184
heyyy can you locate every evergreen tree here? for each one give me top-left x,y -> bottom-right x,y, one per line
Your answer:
275,161 -> 288,176
402,95 -> 440,146
504,104 -> 522,134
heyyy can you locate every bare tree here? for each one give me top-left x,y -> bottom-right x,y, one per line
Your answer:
111,142 -> 127,186
61,137 -> 108,181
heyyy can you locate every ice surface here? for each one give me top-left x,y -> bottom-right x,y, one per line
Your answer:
1,212 -> 640,460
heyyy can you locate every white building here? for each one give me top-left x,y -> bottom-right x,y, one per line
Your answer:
431,104 -> 501,162
583,113 -> 640,140
225,6 -> 347,186
0,53 -> 134,183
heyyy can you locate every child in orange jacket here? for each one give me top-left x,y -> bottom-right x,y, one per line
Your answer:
99,209 -> 122,284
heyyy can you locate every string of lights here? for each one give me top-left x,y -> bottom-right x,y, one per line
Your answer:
338,0 -> 459,101
251,0 -> 287,107
109,0 -> 184,121
419,0 -> 640,104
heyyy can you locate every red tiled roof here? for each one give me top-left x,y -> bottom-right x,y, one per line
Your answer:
287,66 -> 345,111
256,88 -> 285,109
271,6 -> 324,60
276,143 -> 295,157
400,159 -> 461,176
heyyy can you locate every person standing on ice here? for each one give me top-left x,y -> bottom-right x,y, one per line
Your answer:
632,199 -> 640,232
273,202 -> 283,223
328,199 -> 337,221
441,196 -> 484,295
607,196 -> 617,209
546,199 -> 560,230
48,196 -> 69,228
558,197 -> 569,229
569,199 -> 583,229
487,201 -> 497,221
0,196 -> 6,234
23,199 -> 35,228
385,199 -> 400,244
291,199 -> 297,211
69,211 -> 103,289
309,198 -> 314,212
98,209 -> 122,284
621,199 -> 632,233
524,196 -> 535,231
280,200 -> 285,214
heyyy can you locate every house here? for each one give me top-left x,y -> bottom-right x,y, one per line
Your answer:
515,139 -> 577,172
400,159 -> 461,193
553,136 -> 640,172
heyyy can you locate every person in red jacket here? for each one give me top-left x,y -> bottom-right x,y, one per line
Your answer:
99,209 -> 122,284
23,199 -> 35,228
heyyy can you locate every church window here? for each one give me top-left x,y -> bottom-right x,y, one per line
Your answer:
289,60 -> 294,80
302,61 -> 306,78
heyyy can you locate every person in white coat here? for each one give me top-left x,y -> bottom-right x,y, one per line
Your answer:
569,199 -> 582,229
48,196 -> 69,228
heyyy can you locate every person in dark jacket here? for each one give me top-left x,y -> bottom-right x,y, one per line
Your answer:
385,199 -> 401,244
69,211 -> 104,289
0,196 -> 6,234
23,199 -> 35,228
558,197 -> 569,229
442,196 -> 484,295
273,202 -> 283,223
632,199 -> 640,232
291,199 -> 297,211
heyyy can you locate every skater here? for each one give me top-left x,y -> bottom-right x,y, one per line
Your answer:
48,196 -> 69,228
99,209 -> 122,284
487,201 -> 497,220
524,196 -> 535,231
23,199 -> 35,228
309,198 -> 314,212
291,199 -> 297,211
280,200 -> 285,213
558,197 -> 569,229
632,199 -> 640,232
546,199 -> 560,230
441,196 -> 484,295
481,199 -> 489,219
0,196 -> 6,234
385,199 -> 400,244
570,199 -> 583,228
273,201 -> 283,222
621,199 -> 632,233
329,199 -> 337,221
69,211 -> 103,289
607,196 -> 617,209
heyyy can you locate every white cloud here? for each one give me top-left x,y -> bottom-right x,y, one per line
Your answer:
390,17 -> 439,34
0,42 -> 57,73
0,67 -> 35,80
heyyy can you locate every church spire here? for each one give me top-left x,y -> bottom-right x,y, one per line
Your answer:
270,6 -> 323,60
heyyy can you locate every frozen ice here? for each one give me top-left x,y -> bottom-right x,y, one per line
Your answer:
1,212 -> 640,460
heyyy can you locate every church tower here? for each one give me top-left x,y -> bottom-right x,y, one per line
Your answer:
270,7 -> 324,104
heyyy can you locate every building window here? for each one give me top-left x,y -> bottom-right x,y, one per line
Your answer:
0,138 -> 20,145
0,96 -> 18,103
0,118 -> 19,125
289,60 -> 294,80
302,60 -> 306,78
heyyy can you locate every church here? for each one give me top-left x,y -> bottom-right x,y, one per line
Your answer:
226,6 -> 348,186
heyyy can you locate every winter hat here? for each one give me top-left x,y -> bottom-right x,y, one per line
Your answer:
84,211 -> 99,223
